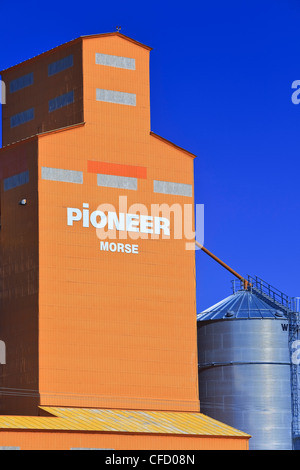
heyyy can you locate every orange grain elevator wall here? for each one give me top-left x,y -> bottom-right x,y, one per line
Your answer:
38,35 -> 199,412
0,33 -> 199,414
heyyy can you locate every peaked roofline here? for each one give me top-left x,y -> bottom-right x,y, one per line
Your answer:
150,132 -> 197,159
0,122 -> 86,152
0,32 -> 151,74
0,127 -> 196,160
80,32 -> 152,51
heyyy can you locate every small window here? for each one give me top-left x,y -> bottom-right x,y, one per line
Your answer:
3,171 -> 29,191
48,55 -> 73,76
10,73 -> 33,93
48,90 -> 74,112
10,108 -> 34,128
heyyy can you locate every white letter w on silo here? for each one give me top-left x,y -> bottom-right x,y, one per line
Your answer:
0,341 -> 6,364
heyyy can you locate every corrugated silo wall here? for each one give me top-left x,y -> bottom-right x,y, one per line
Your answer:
197,318 -> 293,450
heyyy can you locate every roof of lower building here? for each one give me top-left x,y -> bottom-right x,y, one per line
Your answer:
0,407 -> 250,438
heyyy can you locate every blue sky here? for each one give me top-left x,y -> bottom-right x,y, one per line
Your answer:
1,0 -> 300,312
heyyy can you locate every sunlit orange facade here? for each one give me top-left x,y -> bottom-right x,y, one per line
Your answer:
0,33 -> 250,449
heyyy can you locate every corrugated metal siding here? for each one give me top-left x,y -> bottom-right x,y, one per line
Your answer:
0,407 -> 250,438
0,430 -> 249,450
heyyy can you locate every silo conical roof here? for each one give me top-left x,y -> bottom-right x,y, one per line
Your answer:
197,289 -> 287,321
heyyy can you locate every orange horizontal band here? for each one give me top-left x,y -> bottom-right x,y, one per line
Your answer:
87,161 -> 147,179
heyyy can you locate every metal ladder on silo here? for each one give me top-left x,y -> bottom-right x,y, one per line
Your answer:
247,275 -> 300,446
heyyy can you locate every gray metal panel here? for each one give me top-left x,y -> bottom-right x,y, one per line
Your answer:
96,88 -> 136,106
97,174 -> 137,190
10,108 -> 34,128
197,318 -> 292,450
4,170 -> 29,191
10,72 -> 33,93
153,180 -> 192,197
41,167 -> 83,184
96,53 -> 135,70
0,447 -> 20,450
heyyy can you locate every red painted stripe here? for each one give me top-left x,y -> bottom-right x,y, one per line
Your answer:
87,161 -> 147,179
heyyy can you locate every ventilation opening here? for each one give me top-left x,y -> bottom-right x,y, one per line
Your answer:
225,310 -> 235,318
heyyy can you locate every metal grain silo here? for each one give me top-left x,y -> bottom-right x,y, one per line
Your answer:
197,285 -> 293,450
